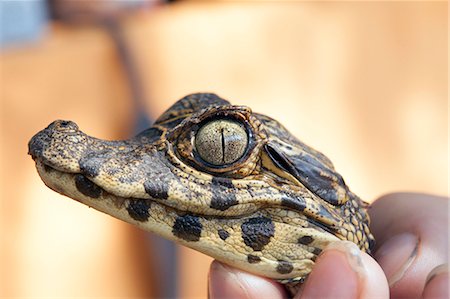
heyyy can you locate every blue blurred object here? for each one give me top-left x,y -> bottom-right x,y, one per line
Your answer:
0,0 -> 48,47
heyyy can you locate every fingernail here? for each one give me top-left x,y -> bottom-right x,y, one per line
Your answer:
300,241 -> 366,299
374,233 -> 418,286
422,264 -> 449,299
325,241 -> 367,276
425,264 -> 448,285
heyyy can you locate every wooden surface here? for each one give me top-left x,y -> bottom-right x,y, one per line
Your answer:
1,2 -> 447,298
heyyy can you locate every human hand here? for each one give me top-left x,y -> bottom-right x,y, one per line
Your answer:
207,193 -> 449,299
370,193 -> 448,298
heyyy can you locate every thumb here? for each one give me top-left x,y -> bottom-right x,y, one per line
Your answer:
298,241 -> 389,299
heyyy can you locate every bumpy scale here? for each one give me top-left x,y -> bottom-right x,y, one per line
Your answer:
28,93 -> 375,291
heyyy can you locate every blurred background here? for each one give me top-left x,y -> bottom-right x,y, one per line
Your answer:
0,1 -> 447,298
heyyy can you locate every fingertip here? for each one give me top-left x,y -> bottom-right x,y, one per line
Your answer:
422,264 -> 449,299
208,261 -> 287,299
298,241 -> 389,299
360,251 -> 390,299
370,193 -> 448,298
374,232 -> 418,286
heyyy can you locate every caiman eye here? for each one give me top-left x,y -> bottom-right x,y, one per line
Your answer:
195,119 -> 248,166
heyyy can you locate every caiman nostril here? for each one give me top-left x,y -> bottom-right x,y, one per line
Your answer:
55,120 -> 78,132
60,120 -> 70,127
49,120 -> 79,132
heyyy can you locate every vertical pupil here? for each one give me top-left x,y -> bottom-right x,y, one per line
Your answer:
195,119 -> 248,166
220,128 -> 226,163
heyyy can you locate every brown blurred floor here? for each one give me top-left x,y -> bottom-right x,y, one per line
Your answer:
1,1 -> 447,298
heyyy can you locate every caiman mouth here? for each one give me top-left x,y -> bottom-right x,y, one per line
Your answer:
34,160 -> 242,230
33,159 -> 266,221
33,157 -> 340,241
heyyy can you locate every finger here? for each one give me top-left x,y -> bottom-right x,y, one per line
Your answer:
298,241 -> 389,299
208,260 -> 288,299
422,264 -> 449,299
369,193 -> 449,298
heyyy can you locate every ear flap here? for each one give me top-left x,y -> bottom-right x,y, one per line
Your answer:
155,93 -> 231,129
263,141 -> 349,206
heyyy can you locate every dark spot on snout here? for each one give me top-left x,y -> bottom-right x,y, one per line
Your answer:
172,214 -> 202,242
144,180 -> 169,200
298,235 -> 314,245
241,216 -> 274,251
247,255 -> 261,264
127,200 -> 151,222
218,229 -> 229,240
312,248 -> 322,256
210,177 -> 238,211
276,260 -> 293,274
75,174 -> 102,198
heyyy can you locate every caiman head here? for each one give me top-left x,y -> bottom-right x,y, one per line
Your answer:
28,93 -> 374,282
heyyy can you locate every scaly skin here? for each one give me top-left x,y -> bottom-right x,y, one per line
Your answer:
28,93 -> 374,286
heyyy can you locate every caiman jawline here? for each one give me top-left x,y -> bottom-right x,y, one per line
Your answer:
35,160 -> 342,238
35,160 -> 272,221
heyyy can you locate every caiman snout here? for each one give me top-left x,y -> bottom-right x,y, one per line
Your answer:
28,120 -> 89,173
28,120 -> 79,157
